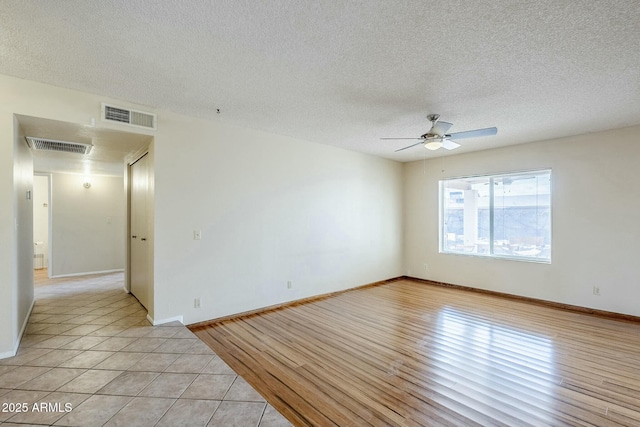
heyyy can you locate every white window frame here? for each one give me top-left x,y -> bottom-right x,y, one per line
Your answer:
439,169 -> 552,263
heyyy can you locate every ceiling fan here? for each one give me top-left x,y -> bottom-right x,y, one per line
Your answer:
382,114 -> 497,152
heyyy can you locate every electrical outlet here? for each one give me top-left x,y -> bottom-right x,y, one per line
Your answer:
194,297 -> 201,308
593,286 -> 600,296
194,230 -> 202,240
287,281 -> 292,289
424,263 -> 429,270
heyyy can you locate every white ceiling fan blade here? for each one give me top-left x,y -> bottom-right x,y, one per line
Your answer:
442,139 -> 461,150
447,127 -> 497,140
394,141 -> 425,152
381,137 -> 424,140
431,121 -> 453,136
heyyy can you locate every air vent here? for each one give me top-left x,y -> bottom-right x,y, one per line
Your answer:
25,137 -> 92,155
102,103 -> 156,130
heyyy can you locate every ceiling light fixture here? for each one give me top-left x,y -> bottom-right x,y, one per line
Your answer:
424,140 -> 443,150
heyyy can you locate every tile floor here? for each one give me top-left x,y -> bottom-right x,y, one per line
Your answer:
0,271 -> 293,427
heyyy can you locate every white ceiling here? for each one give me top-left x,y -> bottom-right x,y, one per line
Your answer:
2,0 -> 640,162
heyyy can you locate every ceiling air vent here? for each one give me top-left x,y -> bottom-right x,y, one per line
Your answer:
102,103 -> 157,130
25,137 -> 92,155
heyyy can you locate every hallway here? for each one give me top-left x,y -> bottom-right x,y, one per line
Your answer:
0,272 -> 291,427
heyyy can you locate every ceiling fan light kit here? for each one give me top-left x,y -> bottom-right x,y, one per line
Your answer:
382,114 -> 497,153
424,141 -> 442,150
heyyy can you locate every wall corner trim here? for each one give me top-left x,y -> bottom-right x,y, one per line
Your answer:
147,314 -> 184,326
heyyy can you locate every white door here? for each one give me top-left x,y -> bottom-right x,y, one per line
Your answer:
130,154 -> 150,309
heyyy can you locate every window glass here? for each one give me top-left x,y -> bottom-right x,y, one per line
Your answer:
441,170 -> 551,262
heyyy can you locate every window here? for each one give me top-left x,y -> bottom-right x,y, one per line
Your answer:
440,170 -> 551,262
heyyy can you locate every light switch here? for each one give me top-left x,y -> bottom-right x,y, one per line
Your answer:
194,230 -> 202,240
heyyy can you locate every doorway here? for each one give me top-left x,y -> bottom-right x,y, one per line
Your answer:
32,174 -> 50,278
129,153 -> 152,309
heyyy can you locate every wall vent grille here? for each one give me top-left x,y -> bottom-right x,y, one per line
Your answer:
25,137 -> 92,154
102,103 -> 156,129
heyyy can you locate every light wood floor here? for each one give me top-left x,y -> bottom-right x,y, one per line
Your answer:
191,279 -> 640,427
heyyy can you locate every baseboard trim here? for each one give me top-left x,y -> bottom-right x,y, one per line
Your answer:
188,277 -> 403,328
404,276 -> 640,323
147,314 -> 184,326
189,275 -> 640,330
0,298 -> 36,360
50,269 -> 124,279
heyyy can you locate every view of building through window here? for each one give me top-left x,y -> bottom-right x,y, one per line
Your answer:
440,170 -> 551,262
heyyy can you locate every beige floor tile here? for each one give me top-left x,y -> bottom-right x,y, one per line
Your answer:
0,389 -> 50,422
202,356 -> 237,375
109,316 -> 148,327
61,324 -> 105,336
57,369 -> 123,394
65,314 -> 102,325
0,347 -> 53,366
93,352 -> 146,370
185,340 -> 216,355
152,338 -> 198,354
15,333 -> 52,348
86,325 -> 130,336
172,328 -> 198,339
258,404 -> 294,427
58,351 -> 115,369
85,307 -> 119,316
145,326 -> 182,338
65,306 -> 96,315
25,349 -> 84,367
97,371 -> 159,396
59,336 -> 108,350
116,325 -> 155,338
120,337 -> 167,353
25,323 -> 55,334
8,271 -> 270,426
181,374 -> 236,400
103,396 -> 175,427
27,313 -> 54,323
90,337 -> 136,351
138,372 -> 197,398
127,352 -> 180,372
87,315 -> 121,325
0,366 -> 51,388
31,335 -> 80,349
6,391 -> 90,425
207,401 -> 266,427
54,394 -> 132,427
16,367 -> 86,391
0,365 -> 16,376
165,354 -> 215,373
36,324 -> 79,335
38,314 -> 79,324
224,376 -> 266,402
156,399 -> 220,427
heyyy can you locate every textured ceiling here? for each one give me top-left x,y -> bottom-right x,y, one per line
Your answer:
2,0 -> 640,162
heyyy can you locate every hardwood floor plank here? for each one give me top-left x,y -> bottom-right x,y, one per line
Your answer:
190,279 -> 640,426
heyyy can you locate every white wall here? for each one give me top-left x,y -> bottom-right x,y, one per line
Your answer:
0,117 -> 35,358
0,73 -> 404,355
404,126 -> 640,317
154,115 -> 404,324
14,118 -> 34,346
0,114 -> 15,357
49,172 -> 126,277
